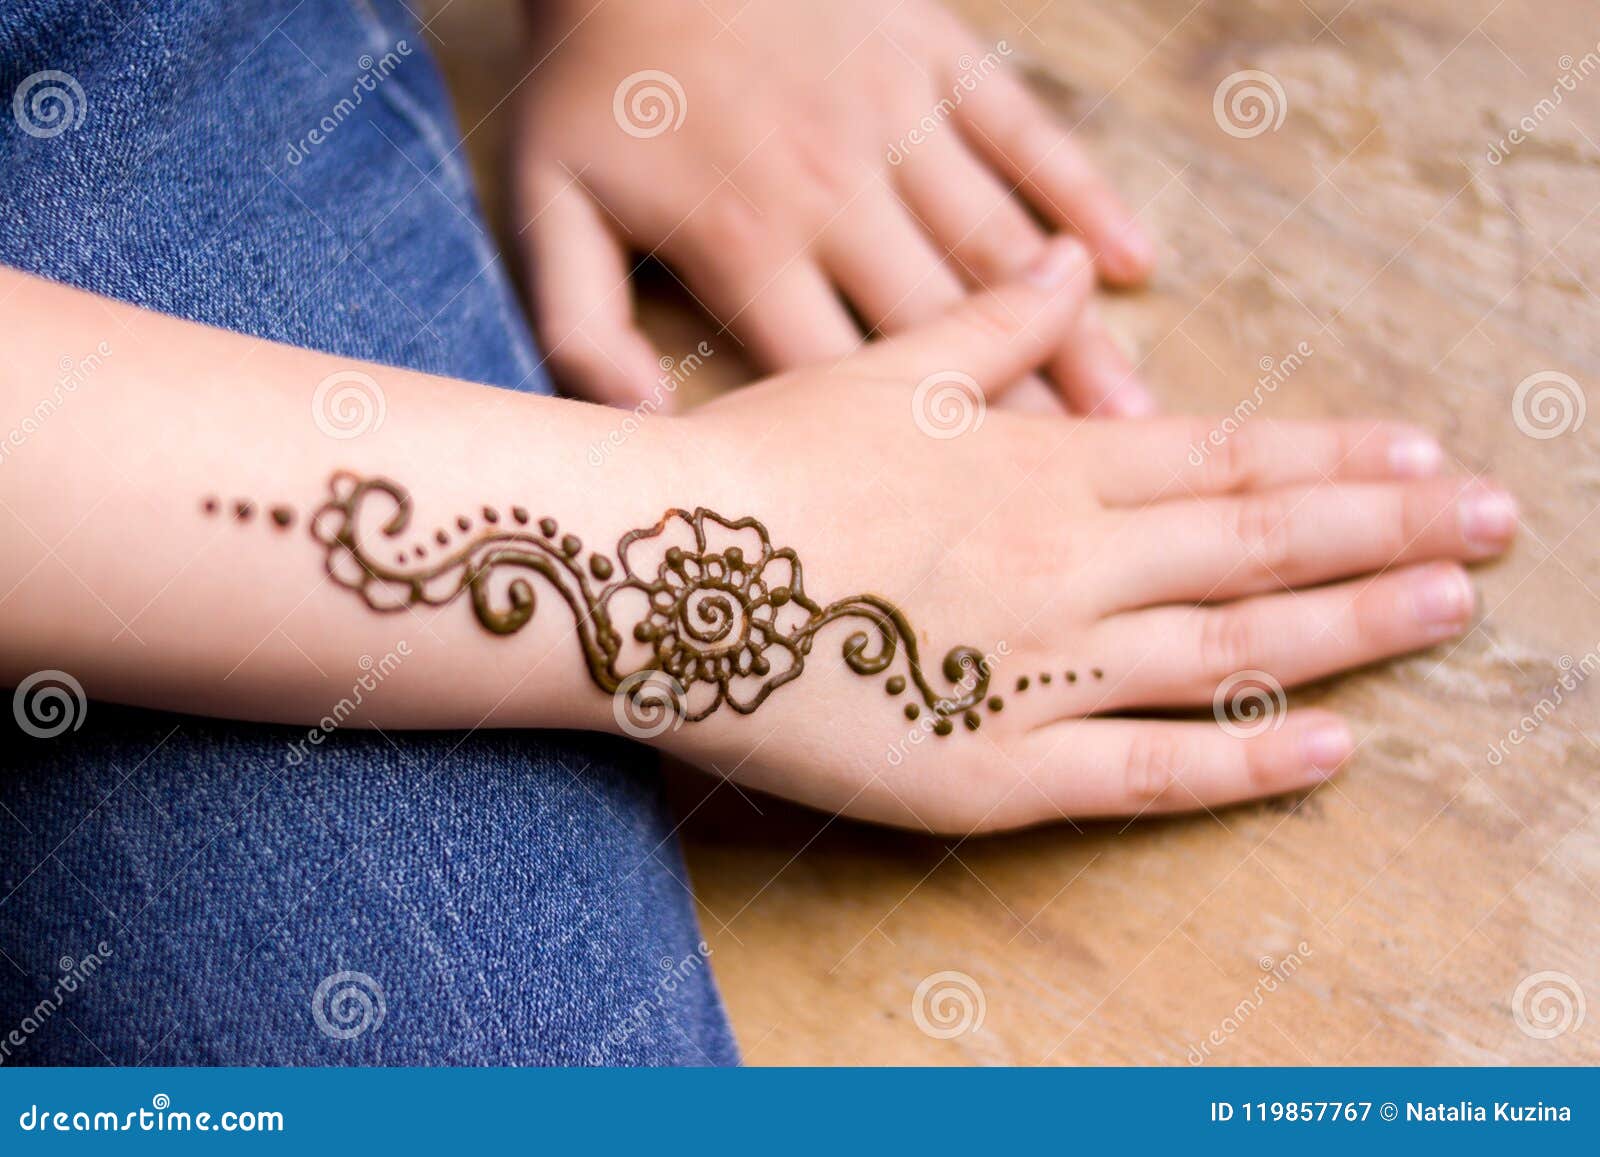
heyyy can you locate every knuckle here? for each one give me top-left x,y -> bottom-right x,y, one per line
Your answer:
1386,490 -> 1425,559
1197,609 -> 1259,685
961,219 -> 1044,280
542,328 -> 624,389
788,133 -> 860,204
1231,493 -> 1296,576
961,292 -> 1021,346
1208,427 -> 1261,492
1122,729 -> 1187,804
993,107 -> 1056,165
683,189 -> 768,254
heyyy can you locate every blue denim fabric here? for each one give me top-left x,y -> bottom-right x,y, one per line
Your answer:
0,1 -> 738,1065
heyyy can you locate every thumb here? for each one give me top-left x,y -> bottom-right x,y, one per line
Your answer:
847,237 -> 1093,394
521,169 -> 666,409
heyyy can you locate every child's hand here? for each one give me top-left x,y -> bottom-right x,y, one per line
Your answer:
621,241 -> 1515,833
514,0 -> 1156,416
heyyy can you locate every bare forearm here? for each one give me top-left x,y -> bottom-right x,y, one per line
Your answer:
0,267 -> 696,733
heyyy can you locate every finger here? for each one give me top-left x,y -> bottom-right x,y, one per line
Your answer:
847,235 -> 1093,393
1084,563 -> 1476,712
818,189 -> 966,334
894,139 -> 1155,415
1056,305 -> 1153,417
674,246 -> 862,372
521,170 -> 663,408
822,190 -> 1063,407
1015,711 -> 1353,819
1104,478 -> 1518,608
1088,418 -> 1448,506
893,133 -> 1048,284
995,374 -> 1069,413
950,66 -> 1154,286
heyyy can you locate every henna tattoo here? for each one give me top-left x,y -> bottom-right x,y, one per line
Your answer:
200,473 -> 1111,735
290,472 -> 997,731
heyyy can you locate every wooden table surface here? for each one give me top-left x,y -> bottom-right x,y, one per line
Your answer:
427,0 -> 1600,1064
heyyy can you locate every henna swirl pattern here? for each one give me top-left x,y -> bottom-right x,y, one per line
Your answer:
304,472 -> 991,732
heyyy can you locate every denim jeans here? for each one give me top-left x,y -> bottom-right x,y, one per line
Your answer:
0,0 -> 738,1066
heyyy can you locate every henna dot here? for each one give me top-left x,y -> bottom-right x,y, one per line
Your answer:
233,500 -> 254,521
482,506 -> 499,524
415,545 -> 427,559
752,655 -> 770,676
590,555 -> 614,580
904,703 -> 920,721
456,516 -> 472,532
665,546 -> 684,567
539,517 -> 558,537
964,711 -> 980,731
770,586 -> 791,607
633,622 -> 657,642
1040,672 -> 1052,684
395,552 -> 406,565
270,506 -> 294,529
1066,670 -> 1077,683
725,546 -> 743,568
560,534 -> 582,557
1092,668 -> 1104,680
1016,676 -> 1030,692
885,675 -> 906,695
201,496 -> 219,515
933,718 -> 954,737
435,529 -> 449,546
987,696 -> 1004,712
512,507 -> 529,524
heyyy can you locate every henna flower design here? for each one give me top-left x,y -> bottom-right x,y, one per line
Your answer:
282,472 -> 1002,736
617,509 -> 817,720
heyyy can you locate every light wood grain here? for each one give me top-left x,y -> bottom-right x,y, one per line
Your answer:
425,0 -> 1599,1064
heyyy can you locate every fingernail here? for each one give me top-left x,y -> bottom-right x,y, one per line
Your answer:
1025,238 -> 1086,289
1299,721 -> 1353,781
1458,486 -> 1519,553
1411,565 -> 1475,633
1116,223 -> 1156,272
1387,434 -> 1442,477
1105,381 -> 1157,417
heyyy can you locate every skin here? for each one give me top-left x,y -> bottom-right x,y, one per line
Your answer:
0,245 -> 1519,838
514,0 -> 1156,416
